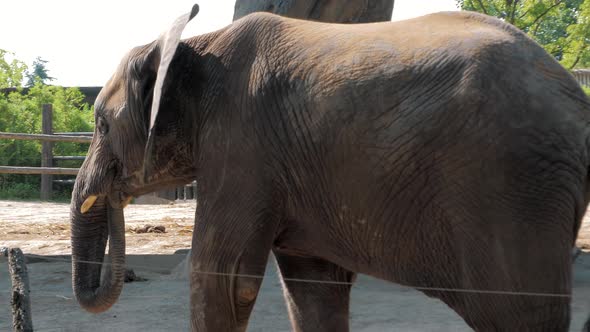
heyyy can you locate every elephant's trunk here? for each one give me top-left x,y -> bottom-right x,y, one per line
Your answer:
70,193 -> 126,313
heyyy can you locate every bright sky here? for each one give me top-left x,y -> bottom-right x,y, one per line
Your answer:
1,0 -> 458,87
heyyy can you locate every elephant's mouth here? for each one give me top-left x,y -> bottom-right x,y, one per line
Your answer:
78,162 -> 134,213
80,192 -> 133,213
79,161 -> 197,212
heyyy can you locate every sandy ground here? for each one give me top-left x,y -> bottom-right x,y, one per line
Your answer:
0,200 -> 197,255
1,199 -> 589,255
0,199 -> 589,331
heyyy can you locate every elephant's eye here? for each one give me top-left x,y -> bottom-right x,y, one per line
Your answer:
97,116 -> 109,136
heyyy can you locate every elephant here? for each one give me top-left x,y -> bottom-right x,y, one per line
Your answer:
70,4 -> 590,331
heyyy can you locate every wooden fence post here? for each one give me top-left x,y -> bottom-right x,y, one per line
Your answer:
4,248 -> 34,332
41,104 -> 53,201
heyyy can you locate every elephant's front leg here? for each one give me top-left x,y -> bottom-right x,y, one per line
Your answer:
189,200 -> 277,331
274,251 -> 356,332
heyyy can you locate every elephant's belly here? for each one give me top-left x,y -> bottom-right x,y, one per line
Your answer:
275,210 -> 454,286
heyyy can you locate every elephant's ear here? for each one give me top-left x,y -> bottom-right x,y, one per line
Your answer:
143,4 -> 199,182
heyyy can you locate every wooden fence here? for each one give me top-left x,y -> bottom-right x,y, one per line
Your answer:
0,104 -> 195,202
0,104 -> 90,200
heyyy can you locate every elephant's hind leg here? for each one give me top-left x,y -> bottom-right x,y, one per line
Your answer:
274,251 -> 356,332
441,213 -> 573,331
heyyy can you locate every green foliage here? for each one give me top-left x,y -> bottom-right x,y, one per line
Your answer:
456,0 -> 590,69
0,182 -> 39,200
583,85 -> 590,96
0,51 -> 94,200
557,0 -> 590,68
25,57 -> 55,87
0,49 -> 27,89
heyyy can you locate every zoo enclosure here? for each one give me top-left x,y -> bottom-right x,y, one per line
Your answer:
0,104 -> 195,201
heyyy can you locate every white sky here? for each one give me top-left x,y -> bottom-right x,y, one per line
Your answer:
0,0 -> 458,86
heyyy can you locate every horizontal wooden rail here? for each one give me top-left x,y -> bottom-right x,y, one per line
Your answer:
0,132 -> 92,143
54,132 -> 93,136
53,156 -> 86,161
0,166 -> 79,175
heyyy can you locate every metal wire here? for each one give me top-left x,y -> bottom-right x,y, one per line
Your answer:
17,253 -> 573,298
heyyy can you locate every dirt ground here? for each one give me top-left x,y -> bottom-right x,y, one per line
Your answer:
0,199 -> 589,331
1,199 -> 589,255
0,200 -> 196,255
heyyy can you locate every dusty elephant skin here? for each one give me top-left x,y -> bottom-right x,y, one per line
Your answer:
70,4 -> 590,332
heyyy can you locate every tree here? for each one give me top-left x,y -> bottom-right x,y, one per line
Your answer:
233,0 -> 394,23
25,57 -> 55,87
557,0 -> 590,68
0,49 -> 27,89
456,0 -> 590,69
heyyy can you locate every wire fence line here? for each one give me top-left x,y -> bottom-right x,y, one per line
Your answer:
5,253 -> 573,298
0,290 -> 184,300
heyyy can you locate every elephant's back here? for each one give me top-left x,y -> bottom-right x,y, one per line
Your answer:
270,11 -> 524,68
230,10 -> 590,171
279,10 -> 590,135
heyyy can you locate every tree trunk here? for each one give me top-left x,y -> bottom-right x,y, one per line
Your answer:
233,0 -> 395,23
6,248 -> 34,332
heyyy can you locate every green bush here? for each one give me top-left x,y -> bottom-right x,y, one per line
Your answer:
583,85 -> 590,98
0,182 -> 39,200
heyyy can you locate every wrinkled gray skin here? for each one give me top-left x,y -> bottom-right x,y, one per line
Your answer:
71,9 -> 590,332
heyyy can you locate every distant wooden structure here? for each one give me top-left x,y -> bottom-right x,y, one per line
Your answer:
41,104 -> 53,200
573,69 -> 590,87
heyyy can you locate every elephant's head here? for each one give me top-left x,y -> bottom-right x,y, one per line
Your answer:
70,4 -> 200,313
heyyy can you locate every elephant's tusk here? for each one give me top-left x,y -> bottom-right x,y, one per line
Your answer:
122,196 -> 133,208
81,195 -> 98,214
